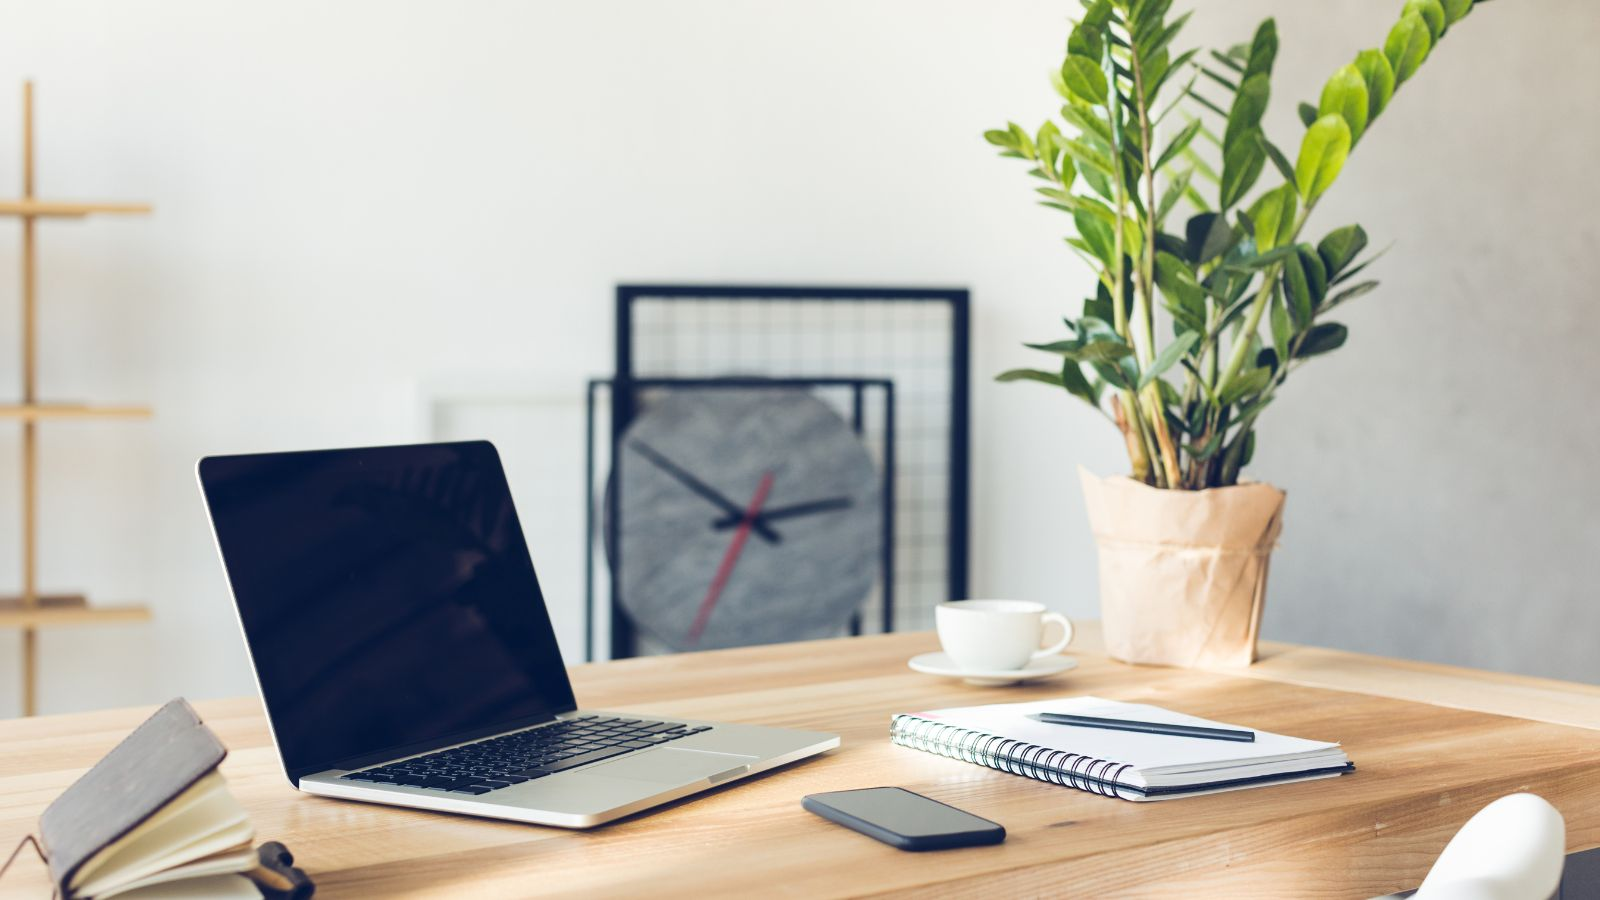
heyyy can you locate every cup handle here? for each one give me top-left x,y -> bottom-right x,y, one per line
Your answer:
1033,613 -> 1074,659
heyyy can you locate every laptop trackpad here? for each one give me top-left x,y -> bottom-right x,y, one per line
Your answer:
594,748 -> 757,785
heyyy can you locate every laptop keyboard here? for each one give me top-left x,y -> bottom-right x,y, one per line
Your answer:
339,715 -> 713,796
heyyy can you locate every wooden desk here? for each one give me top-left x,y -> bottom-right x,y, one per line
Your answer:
4,625 -> 1600,898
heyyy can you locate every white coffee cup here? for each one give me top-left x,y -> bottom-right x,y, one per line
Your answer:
935,599 -> 1074,672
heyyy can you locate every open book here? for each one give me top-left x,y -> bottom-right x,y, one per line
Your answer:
892,696 -> 1352,801
38,699 -> 262,899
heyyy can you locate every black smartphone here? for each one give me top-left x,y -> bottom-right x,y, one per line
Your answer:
802,787 -> 1006,851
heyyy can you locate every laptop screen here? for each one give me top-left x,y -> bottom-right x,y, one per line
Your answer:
199,441 -> 577,781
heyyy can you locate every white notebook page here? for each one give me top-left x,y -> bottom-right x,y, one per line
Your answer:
904,696 -> 1344,784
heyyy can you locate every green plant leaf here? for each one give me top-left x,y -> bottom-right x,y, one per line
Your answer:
1059,138 -> 1116,178
1318,64 -> 1370,144
1295,114 -> 1352,201
1281,249 -> 1316,326
1199,66 -> 1239,94
1092,357 -> 1137,390
1403,0 -> 1447,40
1246,185 -> 1298,252
1061,56 -> 1110,105
1297,244 -> 1328,307
1256,132 -> 1297,184
984,129 -> 1018,149
1059,358 -> 1101,406
1330,242 -> 1391,285
1036,121 -> 1063,176
1038,189 -> 1115,222
1079,164 -> 1115,203
1441,0 -> 1472,24
1156,167 -> 1196,223
1147,47 -> 1199,103
1297,102 -> 1319,127
1139,331 -> 1199,388
1024,336 -> 1132,363
1155,251 -> 1206,331
1154,119 -> 1203,172
996,368 -> 1063,386
1068,0 -> 1113,59
1219,365 -> 1272,405
1021,339 -> 1080,354
1353,49 -> 1396,120
1222,74 -> 1270,152
1186,87 -> 1229,119
1320,279 -> 1380,313
1243,19 -> 1278,80
1185,212 -> 1238,264
1121,215 -> 1144,262
1138,11 -> 1192,62
1384,13 -> 1432,86
1223,243 -> 1299,273
1075,208 -> 1116,266
1294,322 -> 1349,358
1269,290 -> 1291,363
1219,129 -> 1266,209
1210,50 -> 1244,74
1317,224 -> 1369,277
1059,104 -> 1113,145
1257,346 -> 1280,375
1009,122 -> 1036,159
1084,284 -> 1115,323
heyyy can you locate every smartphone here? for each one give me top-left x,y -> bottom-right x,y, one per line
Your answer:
802,787 -> 1006,851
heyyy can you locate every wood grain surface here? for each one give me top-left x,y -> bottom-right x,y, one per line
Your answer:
3,626 -> 1598,898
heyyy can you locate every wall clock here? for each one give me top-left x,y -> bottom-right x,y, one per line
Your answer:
612,285 -> 970,644
602,387 -> 883,652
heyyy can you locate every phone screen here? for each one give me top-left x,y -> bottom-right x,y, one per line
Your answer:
812,787 -> 1000,838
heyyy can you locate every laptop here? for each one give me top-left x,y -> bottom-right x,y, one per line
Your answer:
197,440 -> 838,828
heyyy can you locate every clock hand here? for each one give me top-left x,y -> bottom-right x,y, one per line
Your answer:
627,439 -> 781,544
688,470 -> 776,643
710,496 -> 853,530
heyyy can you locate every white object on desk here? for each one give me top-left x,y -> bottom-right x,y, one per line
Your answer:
1413,793 -> 1565,900
908,651 -> 1078,686
935,599 -> 1073,670
892,696 -> 1350,801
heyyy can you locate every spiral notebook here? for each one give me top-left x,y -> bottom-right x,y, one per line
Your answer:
891,697 -> 1353,801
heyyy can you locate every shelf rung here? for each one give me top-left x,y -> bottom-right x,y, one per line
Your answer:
0,403 -> 152,421
0,593 -> 86,609
0,603 -> 151,629
0,199 -> 152,218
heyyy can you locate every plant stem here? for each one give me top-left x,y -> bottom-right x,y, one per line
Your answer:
1213,260 -> 1281,399
1131,389 -> 1166,487
1130,39 -> 1182,489
1131,52 -> 1159,367
1102,37 -> 1157,484
1218,411 -> 1258,486
1213,207 -> 1312,399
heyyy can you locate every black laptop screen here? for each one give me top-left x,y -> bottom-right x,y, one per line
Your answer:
199,441 -> 577,781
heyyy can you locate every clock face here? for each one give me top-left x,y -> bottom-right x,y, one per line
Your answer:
608,388 -> 882,651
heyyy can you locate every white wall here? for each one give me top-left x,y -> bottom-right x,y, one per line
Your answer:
0,0 -> 1594,717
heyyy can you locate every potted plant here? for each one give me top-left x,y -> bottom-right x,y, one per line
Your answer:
989,0 -> 1491,667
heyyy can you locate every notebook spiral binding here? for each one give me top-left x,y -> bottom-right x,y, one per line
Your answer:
890,714 -> 1136,799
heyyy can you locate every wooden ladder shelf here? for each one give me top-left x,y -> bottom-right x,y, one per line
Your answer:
2,81 -> 153,715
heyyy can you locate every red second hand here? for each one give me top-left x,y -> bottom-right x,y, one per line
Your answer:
688,470 -> 775,643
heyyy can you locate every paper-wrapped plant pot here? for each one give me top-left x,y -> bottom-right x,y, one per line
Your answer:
1079,466 -> 1285,668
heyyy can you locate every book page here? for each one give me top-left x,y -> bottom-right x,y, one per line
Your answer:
71,773 -> 254,898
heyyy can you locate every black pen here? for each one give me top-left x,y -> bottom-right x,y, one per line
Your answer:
1026,712 -> 1255,743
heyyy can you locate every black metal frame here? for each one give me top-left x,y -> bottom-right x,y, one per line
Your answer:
614,283 -> 971,613
585,375 -> 896,661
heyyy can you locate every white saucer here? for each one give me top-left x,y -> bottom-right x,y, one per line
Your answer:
908,651 -> 1078,686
